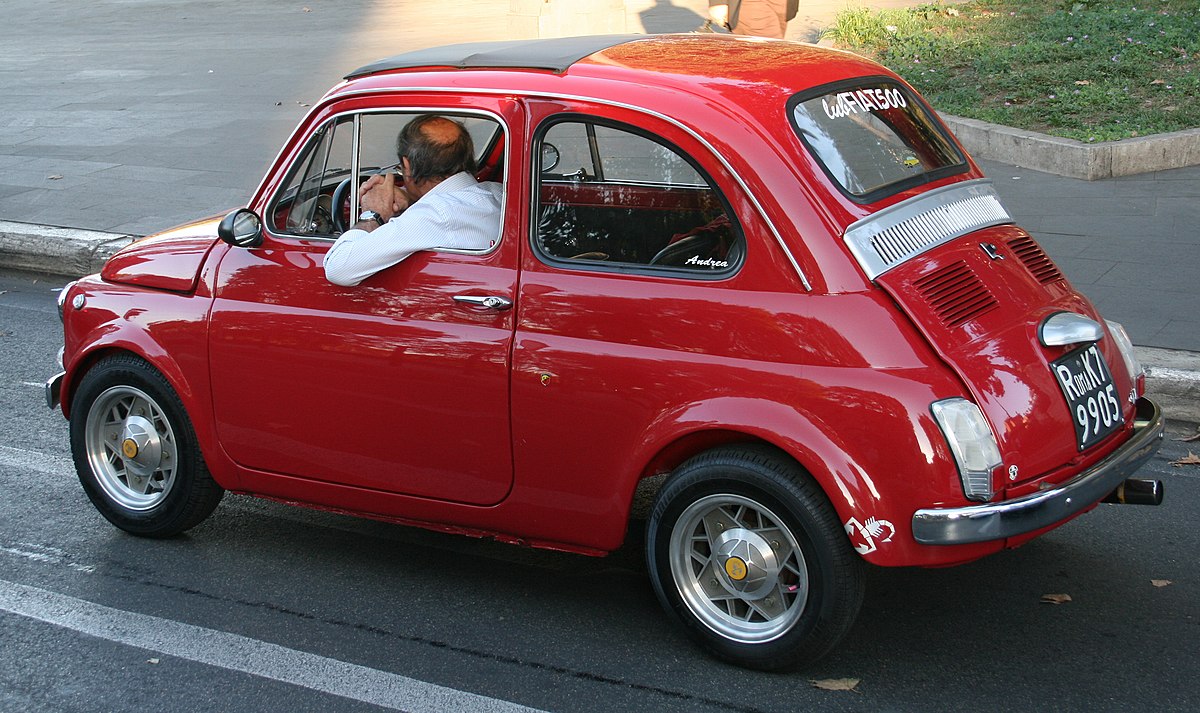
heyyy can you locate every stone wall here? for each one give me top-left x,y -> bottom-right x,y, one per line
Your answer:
509,0 -> 628,38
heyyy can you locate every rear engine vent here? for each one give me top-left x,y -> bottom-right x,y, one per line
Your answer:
1007,234 -> 1064,284
913,261 -> 999,328
843,179 -> 1013,280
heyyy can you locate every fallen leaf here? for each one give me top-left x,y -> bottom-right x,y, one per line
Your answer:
1151,580 -> 1172,588
1170,452 -> 1200,467
47,174 -> 63,180
147,658 -> 160,664
1151,79 -> 1166,85
812,678 -> 860,692
1074,80 -> 1091,85
303,6 -> 311,11
1176,429 -> 1200,442
1041,593 -> 1072,604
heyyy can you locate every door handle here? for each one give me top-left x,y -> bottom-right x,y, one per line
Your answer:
453,294 -> 512,311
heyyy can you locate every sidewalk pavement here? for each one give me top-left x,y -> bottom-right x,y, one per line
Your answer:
0,0 -> 1196,423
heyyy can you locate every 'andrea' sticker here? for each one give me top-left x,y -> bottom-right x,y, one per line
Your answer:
822,87 -> 908,119
684,255 -> 730,269
844,516 -> 895,555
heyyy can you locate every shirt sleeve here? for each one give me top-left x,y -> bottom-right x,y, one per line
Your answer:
322,201 -> 445,287
323,173 -> 502,286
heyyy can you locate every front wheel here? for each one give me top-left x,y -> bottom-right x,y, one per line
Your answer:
70,354 -> 223,537
646,446 -> 864,671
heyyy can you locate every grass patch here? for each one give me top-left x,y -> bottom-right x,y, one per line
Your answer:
822,0 -> 1200,142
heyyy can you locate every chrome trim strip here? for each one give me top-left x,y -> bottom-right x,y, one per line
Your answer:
844,179 -> 1013,281
1039,312 -> 1104,347
912,397 -> 1164,546
349,114 -> 362,223
328,85 -> 812,290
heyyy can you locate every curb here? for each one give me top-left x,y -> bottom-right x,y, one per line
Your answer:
1139,348 -> 1200,427
1,220 -> 1196,425
0,221 -> 134,277
942,115 -> 1200,181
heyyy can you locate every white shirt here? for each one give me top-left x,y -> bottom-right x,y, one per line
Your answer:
323,172 -> 503,286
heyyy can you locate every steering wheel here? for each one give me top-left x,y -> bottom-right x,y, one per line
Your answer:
330,177 -> 354,234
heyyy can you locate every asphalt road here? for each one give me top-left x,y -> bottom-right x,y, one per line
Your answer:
1,266 -> 1198,712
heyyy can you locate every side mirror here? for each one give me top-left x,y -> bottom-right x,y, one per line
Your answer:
540,142 -> 560,172
218,209 -> 263,248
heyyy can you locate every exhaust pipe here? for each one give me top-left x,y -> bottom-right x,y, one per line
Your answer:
1103,478 -> 1163,506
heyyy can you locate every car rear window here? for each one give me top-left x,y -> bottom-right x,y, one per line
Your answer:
787,79 -> 967,203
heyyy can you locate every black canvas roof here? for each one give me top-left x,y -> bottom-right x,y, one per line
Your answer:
345,35 -> 645,79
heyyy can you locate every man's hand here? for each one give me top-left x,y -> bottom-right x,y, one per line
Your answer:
358,173 -> 412,222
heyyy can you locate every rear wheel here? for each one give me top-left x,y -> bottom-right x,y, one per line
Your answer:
70,355 -> 223,537
647,445 -> 864,671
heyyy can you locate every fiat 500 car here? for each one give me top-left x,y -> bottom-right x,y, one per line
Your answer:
47,34 -> 1165,671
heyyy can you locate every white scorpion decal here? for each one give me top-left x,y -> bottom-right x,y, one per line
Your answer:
844,516 -> 896,556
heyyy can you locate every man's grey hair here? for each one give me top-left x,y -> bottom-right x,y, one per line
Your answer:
396,115 -> 476,183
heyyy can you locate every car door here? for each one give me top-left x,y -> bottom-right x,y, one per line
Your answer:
509,101 -> 791,548
207,97 -> 522,506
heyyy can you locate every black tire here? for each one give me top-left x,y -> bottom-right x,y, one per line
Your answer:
646,445 -> 864,671
69,354 -> 223,537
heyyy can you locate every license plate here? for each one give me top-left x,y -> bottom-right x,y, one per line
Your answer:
1051,344 -> 1124,451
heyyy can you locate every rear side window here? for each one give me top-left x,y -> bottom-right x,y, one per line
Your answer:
534,119 -> 741,275
787,79 -> 966,203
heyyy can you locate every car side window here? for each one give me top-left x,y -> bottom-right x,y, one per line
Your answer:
270,111 -> 505,241
271,116 -> 353,237
356,113 -> 502,177
535,119 -> 741,274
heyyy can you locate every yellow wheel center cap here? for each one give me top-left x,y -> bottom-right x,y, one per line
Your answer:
724,556 -> 748,581
121,438 -> 139,459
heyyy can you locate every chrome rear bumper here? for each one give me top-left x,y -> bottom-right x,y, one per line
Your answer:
912,397 -> 1164,545
46,371 -> 64,410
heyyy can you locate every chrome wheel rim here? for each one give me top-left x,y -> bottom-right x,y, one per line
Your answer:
84,385 -> 177,511
669,493 -> 809,643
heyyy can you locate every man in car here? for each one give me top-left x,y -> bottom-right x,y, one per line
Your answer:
323,114 -> 503,286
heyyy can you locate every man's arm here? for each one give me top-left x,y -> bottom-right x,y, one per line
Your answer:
708,1 -> 735,28
323,201 -> 451,286
323,172 -> 419,286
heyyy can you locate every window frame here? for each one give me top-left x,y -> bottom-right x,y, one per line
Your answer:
268,116 -> 354,239
266,106 -> 509,256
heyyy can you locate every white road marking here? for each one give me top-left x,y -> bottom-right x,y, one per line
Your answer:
0,543 -> 94,573
0,579 -> 546,713
0,444 -> 74,477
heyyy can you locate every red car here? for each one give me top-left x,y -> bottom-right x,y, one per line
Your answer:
47,34 -> 1164,671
